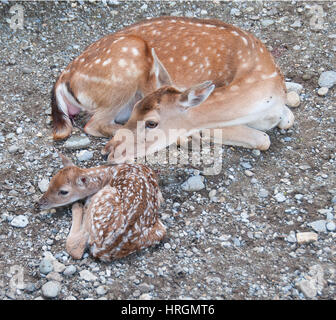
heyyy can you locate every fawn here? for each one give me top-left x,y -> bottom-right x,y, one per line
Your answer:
38,154 -> 166,261
51,16 -> 294,162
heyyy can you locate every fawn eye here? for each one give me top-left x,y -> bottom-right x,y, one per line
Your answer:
59,190 -> 69,196
145,120 -> 158,129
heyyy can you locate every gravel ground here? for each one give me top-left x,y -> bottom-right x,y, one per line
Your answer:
0,0 -> 335,300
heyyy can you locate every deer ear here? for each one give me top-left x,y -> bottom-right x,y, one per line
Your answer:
58,153 -> 75,168
179,81 -> 215,108
151,48 -> 172,88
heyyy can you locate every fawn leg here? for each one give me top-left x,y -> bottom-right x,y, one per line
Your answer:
66,202 -> 89,260
211,125 -> 271,150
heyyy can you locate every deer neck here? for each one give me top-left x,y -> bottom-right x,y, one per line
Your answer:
83,165 -> 118,194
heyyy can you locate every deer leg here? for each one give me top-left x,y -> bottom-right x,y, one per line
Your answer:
278,105 -> 295,130
84,113 -> 123,138
211,125 -> 271,150
66,202 -> 89,260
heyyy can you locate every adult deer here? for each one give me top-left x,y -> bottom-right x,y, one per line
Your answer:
38,154 -> 165,261
51,16 -> 294,162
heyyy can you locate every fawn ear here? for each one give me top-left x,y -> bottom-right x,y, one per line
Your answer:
58,153 -> 75,168
179,81 -> 215,108
151,48 -> 172,88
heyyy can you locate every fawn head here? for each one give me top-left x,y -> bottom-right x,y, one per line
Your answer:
38,154 -> 96,210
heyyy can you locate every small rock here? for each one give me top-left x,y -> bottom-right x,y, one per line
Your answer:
41,281 -> 61,299
77,150 -> 93,162
296,232 -> 318,244
208,189 -> 217,198
259,189 -> 269,198
309,220 -> 327,233
230,8 -> 241,16
181,175 -> 205,192
285,82 -> 303,94
46,272 -> 63,282
274,193 -> 286,203
244,170 -> 254,177
39,258 -> 54,275
139,293 -> 152,300
326,221 -> 336,232
285,231 -> 297,243
64,136 -> 91,149
96,285 -> 107,295
296,279 -> 316,298
79,270 -> 97,282
317,87 -> 328,96
10,215 -> 29,228
63,265 -> 77,276
8,145 -> 19,154
22,67 -> 33,74
38,179 -> 49,193
286,91 -> 300,107
318,71 -> 336,88
53,260 -> 66,273
261,19 -> 274,27
16,127 -> 23,134
290,20 -> 302,28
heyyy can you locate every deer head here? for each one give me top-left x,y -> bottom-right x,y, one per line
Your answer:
102,79 -> 215,163
38,154 -> 100,210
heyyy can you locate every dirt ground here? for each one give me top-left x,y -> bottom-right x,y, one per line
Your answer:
0,1 -> 335,300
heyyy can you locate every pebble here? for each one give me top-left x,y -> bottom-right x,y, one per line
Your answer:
285,231 -> 297,243
326,221 -> 336,232
96,285 -> 107,295
286,91 -> 301,107
259,189 -> 269,198
296,232 -> 318,244
8,145 -> 19,154
46,272 -> 63,282
244,170 -> 254,177
296,279 -> 316,298
63,265 -> 77,276
38,179 -> 49,193
261,19 -> 274,27
318,71 -> 336,88
77,150 -> 93,162
274,193 -> 286,203
285,82 -> 303,94
181,175 -> 205,192
139,293 -> 152,300
79,270 -> 98,282
41,281 -> 61,299
10,215 -> 29,228
39,258 -> 54,275
317,87 -> 328,96
309,220 -> 327,233
64,136 -> 91,149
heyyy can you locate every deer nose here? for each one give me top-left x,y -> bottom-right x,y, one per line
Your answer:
37,197 -> 49,210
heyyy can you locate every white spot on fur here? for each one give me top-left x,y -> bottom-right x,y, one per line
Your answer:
118,59 -> 127,68
132,48 -> 139,56
102,58 -> 112,66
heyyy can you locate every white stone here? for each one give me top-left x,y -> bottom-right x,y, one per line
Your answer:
296,232 -> 318,244
38,179 -> 49,193
318,71 -> 336,88
286,91 -> 300,107
79,270 -> 98,282
181,175 -> 205,192
10,215 -> 28,228
77,150 -> 93,162
285,82 -> 303,94
274,193 -> 286,203
41,281 -> 61,298
317,87 -> 328,96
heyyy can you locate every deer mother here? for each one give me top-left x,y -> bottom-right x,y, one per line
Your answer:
51,16 -> 294,162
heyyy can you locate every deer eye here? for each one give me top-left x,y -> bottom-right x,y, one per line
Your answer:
59,190 -> 69,196
145,120 -> 158,129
